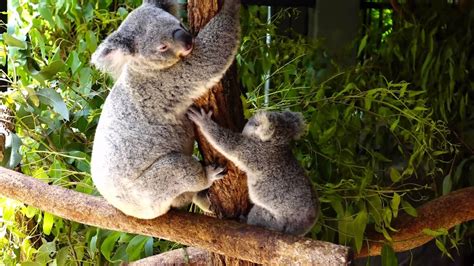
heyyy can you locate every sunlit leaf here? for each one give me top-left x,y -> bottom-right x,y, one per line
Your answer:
391,193 -> 401,218
389,167 -> 402,183
42,212 -> 55,235
3,33 -> 27,49
401,200 -> 417,217
37,88 -> 69,121
101,232 -> 121,262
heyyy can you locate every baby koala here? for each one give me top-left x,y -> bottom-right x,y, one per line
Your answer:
187,108 -> 319,235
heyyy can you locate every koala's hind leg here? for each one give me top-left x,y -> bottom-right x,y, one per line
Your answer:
171,192 -> 195,208
122,152 -> 218,219
246,205 -> 286,232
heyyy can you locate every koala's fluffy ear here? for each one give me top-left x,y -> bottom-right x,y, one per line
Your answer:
282,111 -> 307,140
143,0 -> 178,17
91,31 -> 135,79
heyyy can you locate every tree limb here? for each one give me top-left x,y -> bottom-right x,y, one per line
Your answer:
0,167 -> 352,265
128,247 -> 210,265
356,186 -> 474,258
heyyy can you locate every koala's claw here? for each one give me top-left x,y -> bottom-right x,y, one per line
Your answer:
205,164 -> 226,181
187,107 -> 213,126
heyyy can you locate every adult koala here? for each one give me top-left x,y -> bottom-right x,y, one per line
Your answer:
90,0 -> 240,219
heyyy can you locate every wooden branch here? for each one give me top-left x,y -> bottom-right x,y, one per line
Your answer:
0,167 -> 353,265
356,186 -> 474,258
189,0 -> 250,221
128,247 -> 210,266
189,1 -> 253,264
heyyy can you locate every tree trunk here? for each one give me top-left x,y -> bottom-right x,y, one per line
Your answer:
188,0 -> 254,264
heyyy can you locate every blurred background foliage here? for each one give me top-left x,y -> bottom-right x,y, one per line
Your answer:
0,0 -> 473,264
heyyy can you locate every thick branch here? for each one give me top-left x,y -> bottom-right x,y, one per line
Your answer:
128,247 -> 210,265
0,167 -> 352,265
357,186 -> 474,258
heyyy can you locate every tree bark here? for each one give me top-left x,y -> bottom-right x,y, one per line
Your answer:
356,186 -> 474,258
188,1 -> 255,265
0,167 -> 353,265
188,0 -> 250,220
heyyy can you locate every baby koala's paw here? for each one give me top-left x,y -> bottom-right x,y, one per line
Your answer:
205,164 -> 227,182
186,107 -> 213,127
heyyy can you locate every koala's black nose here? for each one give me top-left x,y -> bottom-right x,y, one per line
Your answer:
173,29 -> 193,51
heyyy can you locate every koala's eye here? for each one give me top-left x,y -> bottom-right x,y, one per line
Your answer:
157,44 -> 169,52
248,120 -> 259,127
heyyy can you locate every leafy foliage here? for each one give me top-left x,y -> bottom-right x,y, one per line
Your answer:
0,1 -> 473,264
0,0 -> 182,264
239,5 -> 472,258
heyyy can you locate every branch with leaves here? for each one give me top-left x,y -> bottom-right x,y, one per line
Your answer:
356,186 -> 474,258
0,167 -> 353,265
1,166 -> 473,264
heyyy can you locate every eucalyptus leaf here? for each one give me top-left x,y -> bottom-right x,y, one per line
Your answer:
1,133 -> 22,169
3,33 -> 27,49
42,212 -> 55,235
381,244 -> 398,266
37,88 -> 70,121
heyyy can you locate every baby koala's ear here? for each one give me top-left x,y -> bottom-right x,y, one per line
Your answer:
282,111 -> 307,140
91,30 -> 135,79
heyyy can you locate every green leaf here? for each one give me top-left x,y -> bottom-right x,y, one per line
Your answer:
391,193 -> 401,218
111,244 -> 129,262
422,228 -> 448,237
32,61 -> 67,82
357,35 -> 368,57
126,235 -> 149,261
55,247 -> 69,266
435,239 -> 453,260
89,234 -> 98,258
101,232 -> 121,262
3,33 -> 27,49
353,209 -> 368,252
144,237 -> 154,257
389,167 -> 402,183
42,212 -> 55,235
389,118 -> 399,132
381,244 -> 398,266
38,2 -> 55,26
23,206 -> 39,219
37,88 -> 70,121
67,51 -> 82,74
1,133 -> 22,169
442,174 -> 452,195
319,125 -> 336,143
401,200 -> 417,217
23,86 -> 40,107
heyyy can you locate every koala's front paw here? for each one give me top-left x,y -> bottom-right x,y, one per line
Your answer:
187,107 -> 213,127
205,164 -> 227,181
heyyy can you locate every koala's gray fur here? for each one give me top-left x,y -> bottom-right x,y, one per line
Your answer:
90,0 -> 240,219
187,108 -> 319,236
